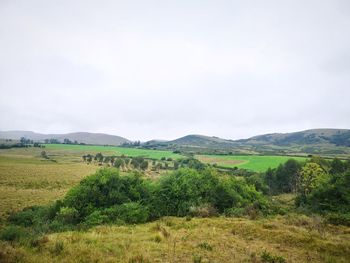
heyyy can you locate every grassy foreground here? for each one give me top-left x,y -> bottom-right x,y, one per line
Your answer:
196,155 -> 307,172
1,215 -> 349,262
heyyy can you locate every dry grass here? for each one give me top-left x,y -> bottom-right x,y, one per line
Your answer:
1,216 -> 350,262
0,148 -> 98,218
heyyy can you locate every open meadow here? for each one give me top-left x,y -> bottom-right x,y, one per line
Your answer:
44,144 -> 184,160
196,155 -> 307,172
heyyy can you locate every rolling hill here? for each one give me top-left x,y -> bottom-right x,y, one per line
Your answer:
0,131 -> 130,146
144,129 -> 350,156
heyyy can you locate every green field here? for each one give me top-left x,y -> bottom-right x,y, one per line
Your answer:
0,147 -> 349,262
196,155 -> 307,172
44,144 -> 184,160
45,144 -> 310,172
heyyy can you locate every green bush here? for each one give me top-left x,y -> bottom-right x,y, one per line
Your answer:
6,167 -> 270,232
56,207 -> 79,224
152,168 -> 219,217
261,250 -> 286,263
63,169 -> 152,220
0,226 -> 27,242
84,210 -> 109,227
326,213 -> 350,226
105,202 -> 150,224
8,206 -> 49,227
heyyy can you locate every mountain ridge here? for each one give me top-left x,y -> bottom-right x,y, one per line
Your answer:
0,131 -> 130,146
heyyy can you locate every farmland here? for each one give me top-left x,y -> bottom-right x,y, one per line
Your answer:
196,155 -> 307,172
0,146 -> 350,263
44,144 -> 184,160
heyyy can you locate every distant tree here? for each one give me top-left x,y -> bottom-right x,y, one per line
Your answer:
41,151 -> 48,159
140,160 -> 149,170
330,158 -> 347,174
133,141 -> 141,146
167,158 -> 173,162
49,138 -> 60,144
110,156 -> 116,166
86,154 -> 93,164
95,153 -> 104,164
155,163 -> 162,171
173,161 -> 179,170
63,138 -> 72,144
124,158 -> 130,167
20,137 -> 27,145
114,158 -> 125,169
104,156 -> 111,165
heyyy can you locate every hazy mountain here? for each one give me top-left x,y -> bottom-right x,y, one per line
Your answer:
144,129 -> 350,155
0,131 -> 130,146
237,129 -> 350,147
169,135 -> 234,147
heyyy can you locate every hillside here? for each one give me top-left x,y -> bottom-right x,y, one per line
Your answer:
144,129 -> 350,156
238,129 -> 350,147
0,131 -> 130,146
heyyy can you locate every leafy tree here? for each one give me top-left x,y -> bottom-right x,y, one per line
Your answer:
297,162 -> 328,198
95,153 -> 104,163
330,158 -> 347,174
140,160 -> 149,170
41,151 -> 48,159
114,158 -> 125,169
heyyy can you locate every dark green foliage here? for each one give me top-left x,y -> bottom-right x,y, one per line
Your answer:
299,170 -> 350,213
0,226 -> 27,242
214,177 -> 267,215
152,168 -> 220,217
294,157 -> 350,226
330,158 -> 347,174
261,250 -> 286,263
326,213 -> 350,226
198,242 -> 213,251
8,206 -> 48,227
140,160 -> 149,170
63,169 -> 152,220
264,159 -> 301,194
245,174 -> 269,194
6,167 -> 268,234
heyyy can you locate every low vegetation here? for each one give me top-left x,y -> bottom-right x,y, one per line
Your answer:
0,146 -> 350,262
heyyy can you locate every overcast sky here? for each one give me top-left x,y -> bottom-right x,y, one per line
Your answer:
0,0 -> 349,141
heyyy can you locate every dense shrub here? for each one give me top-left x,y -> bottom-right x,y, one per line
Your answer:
0,226 -> 27,242
264,159 -> 301,194
6,167 -> 269,233
152,168 -> 219,217
63,169 -> 152,220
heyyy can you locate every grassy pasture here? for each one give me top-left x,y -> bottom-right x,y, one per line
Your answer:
0,148 -> 99,219
196,155 -> 307,172
44,144 -> 184,160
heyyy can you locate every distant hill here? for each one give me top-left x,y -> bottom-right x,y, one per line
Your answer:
2,128 -> 350,156
237,129 -> 350,147
0,131 -> 130,146
144,129 -> 350,156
